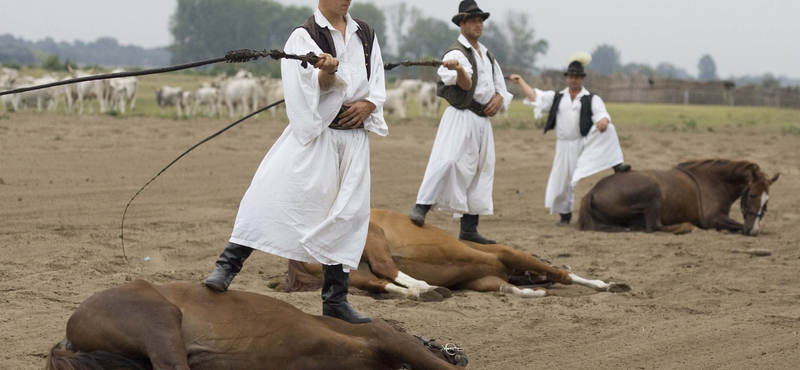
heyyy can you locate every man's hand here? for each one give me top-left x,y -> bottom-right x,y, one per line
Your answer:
338,101 -> 376,128
442,59 -> 461,71
314,53 -> 339,74
596,118 -> 609,132
484,93 -> 503,117
508,73 -> 523,84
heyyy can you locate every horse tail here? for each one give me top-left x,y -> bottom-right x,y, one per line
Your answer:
576,191 -> 598,231
45,337 -> 151,370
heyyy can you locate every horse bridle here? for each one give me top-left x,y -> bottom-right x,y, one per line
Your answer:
740,187 -> 768,220
408,335 -> 468,368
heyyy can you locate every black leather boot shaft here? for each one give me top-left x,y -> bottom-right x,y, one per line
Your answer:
204,242 -> 253,293
458,214 -> 496,244
557,212 -> 572,226
321,264 -> 371,324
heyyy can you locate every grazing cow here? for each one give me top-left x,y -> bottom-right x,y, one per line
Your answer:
285,209 -> 630,300
108,68 -> 138,114
219,75 -> 262,118
1,69 -> 22,112
193,84 -> 221,117
418,81 -> 440,117
17,73 -> 60,112
155,86 -> 184,116
181,90 -> 195,116
396,79 -> 424,95
67,66 -> 109,114
384,88 -> 408,118
44,280 -> 468,370
262,77 -> 285,118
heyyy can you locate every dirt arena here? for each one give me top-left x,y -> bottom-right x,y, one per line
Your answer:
2,111 -> 799,369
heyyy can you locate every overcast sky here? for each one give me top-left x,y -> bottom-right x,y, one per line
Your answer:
1,0 -> 797,79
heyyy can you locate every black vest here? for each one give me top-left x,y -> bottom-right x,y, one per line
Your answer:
544,92 -> 595,137
436,41 -> 495,109
296,16 -> 375,80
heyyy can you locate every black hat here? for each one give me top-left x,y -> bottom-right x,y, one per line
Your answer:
565,61 -> 587,77
564,52 -> 592,77
452,0 -> 490,26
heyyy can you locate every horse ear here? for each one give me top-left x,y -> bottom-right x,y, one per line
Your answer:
770,173 -> 780,184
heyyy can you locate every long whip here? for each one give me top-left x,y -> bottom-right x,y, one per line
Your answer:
120,99 -> 285,262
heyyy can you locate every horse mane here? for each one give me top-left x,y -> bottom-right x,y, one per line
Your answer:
676,159 -> 763,183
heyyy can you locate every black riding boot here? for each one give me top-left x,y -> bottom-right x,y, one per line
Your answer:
204,242 -> 253,293
557,212 -> 572,226
321,264 -> 371,324
458,214 -> 496,244
408,204 -> 431,226
612,163 -> 631,173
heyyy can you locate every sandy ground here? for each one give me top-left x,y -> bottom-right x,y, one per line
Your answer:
1,111 -> 799,369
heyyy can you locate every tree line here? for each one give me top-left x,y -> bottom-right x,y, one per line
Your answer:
1,0 -> 795,88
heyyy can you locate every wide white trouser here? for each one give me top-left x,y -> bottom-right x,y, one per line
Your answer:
545,123 -> 624,214
416,106 -> 495,215
230,127 -> 371,271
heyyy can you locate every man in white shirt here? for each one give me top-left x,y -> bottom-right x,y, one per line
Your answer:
509,52 -> 630,226
408,0 -> 512,245
205,0 -> 387,324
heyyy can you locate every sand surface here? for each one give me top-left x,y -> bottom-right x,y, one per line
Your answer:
2,112 -> 799,369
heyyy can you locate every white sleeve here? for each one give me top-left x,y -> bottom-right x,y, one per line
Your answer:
362,34 -> 388,137
491,59 -> 513,111
591,94 -> 611,124
438,50 -> 472,86
281,28 -> 347,145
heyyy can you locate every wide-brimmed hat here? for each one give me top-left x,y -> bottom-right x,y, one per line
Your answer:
564,51 -> 592,77
452,0 -> 490,26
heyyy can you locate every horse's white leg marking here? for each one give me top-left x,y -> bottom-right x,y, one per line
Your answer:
394,271 -> 437,296
383,282 -> 418,299
568,273 -> 615,292
500,284 -> 547,298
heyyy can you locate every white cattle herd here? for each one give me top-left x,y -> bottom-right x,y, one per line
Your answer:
2,67 -> 446,119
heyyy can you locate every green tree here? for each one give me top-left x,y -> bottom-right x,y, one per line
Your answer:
349,2 -> 387,49
503,12 -> 547,74
589,44 -> 621,75
170,0 -> 311,75
697,54 -> 718,81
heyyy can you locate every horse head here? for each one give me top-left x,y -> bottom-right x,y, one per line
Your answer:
408,335 -> 468,368
740,164 -> 780,236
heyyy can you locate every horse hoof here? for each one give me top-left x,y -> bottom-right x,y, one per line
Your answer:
607,282 -> 632,293
417,290 -> 444,302
432,286 -> 453,299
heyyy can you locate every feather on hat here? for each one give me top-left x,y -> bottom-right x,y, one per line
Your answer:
565,51 -> 591,77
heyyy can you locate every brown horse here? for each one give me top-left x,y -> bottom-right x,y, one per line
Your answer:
44,280 -> 468,370
577,159 -> 779,236
284,209 -> 631,300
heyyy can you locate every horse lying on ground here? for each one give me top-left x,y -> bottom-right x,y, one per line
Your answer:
284,209 -> 631,301
45,280 -> 468,370
577,159 -> 779,236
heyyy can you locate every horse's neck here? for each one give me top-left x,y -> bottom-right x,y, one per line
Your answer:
691,167 -> 748,205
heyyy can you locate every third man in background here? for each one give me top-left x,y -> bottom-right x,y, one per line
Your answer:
509,52 -> 630,226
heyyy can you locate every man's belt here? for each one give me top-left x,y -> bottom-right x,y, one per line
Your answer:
329,106 -> 365,130
465,100 -> 487,117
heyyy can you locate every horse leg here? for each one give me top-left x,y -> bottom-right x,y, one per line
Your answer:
661,222 -> 694,234
363,222 -> 450,299
709,215 -> 744,232
467,243 -> 631,293
67,280 -> 191,370
460,276 -> 547,298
